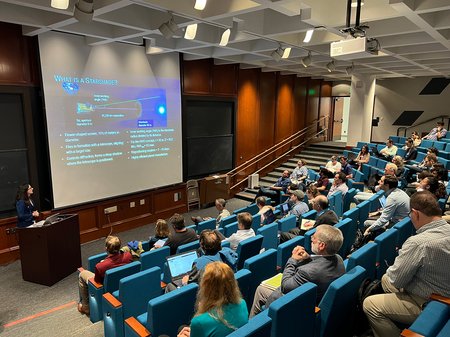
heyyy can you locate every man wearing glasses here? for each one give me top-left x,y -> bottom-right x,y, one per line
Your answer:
363,191 -> 450,337
249,225 -> 345,317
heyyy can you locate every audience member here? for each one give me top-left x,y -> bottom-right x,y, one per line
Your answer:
306,185 -> 320,209
376,139 -> 398,161
354,144 -> 370,170
148,219 -> 170,250
256,196 -> 275,225
290,159 -> 308,187
363,191 -> 450,337
280,195 -> 338,242
422,121 -> 447,141
325,155 -> 341,174
223,212 -> 255,251
363,175 -> 410,239
339,156 -> 353,179
250,225 -> 345,317
286,190 -> 309,221
254,170 -> 290,203
431,164 -> 448,184
191,198 -> 230,228
328,172 -> 348,197
162,213 -> 198,255
178,262 -> 248,337
165,230 -> 237,291
405,153 -> 437,182
417,176 -> 447,199
411,131 -> 421,147
403,138 -> 417,162
78,235 -> 133,315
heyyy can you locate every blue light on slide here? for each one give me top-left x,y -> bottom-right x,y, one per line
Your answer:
158,105 -> 166,114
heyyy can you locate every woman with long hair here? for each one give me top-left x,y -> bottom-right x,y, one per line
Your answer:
178,261 -> 248,337
355,144 -> 370,170
149,219 -> 170,249
15,183 -> 39,228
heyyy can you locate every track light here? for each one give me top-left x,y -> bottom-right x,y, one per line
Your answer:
194,0 -> 207,10
219,28 -> 231,46
74,0 -> 94,22
158,17 -> 179,39
184,23 -> 198,40
282,47 -> 291,59
271,47 -> 284,61
303,29 -> 314,43
326,61 -> 335,72
346,63 -> 354,75
301,52 -> 311,67
51,0 -> 69,9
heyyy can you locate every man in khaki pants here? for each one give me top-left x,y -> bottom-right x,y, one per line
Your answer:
363,191 -> 450,337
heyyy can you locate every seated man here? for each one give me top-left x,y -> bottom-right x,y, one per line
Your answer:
376,139 -> 397,161
254,170 -> 290,204
328,172 -> 349,197
78,235 -> 133,315
250,225 -> 345,317
280,195 -> 339,243
223,212 -> 255,251
422,121 -> 447,141
363,175 -> 410,239
339,156 -> 353,179
325,155 -> 341,174
363,191 -> 450,337
403,138 -> 418,162
165,229 -> 238,291
286,190 -> 309,221
191,198 -> 230,228
256,196 -> 276,225
162,213 -> 198,255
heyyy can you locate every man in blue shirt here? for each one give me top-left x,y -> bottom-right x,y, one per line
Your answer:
254,170 -> 290,204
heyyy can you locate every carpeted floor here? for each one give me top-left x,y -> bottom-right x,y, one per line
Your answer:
0,198 -> 249,337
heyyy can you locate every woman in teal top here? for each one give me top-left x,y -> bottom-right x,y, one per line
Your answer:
178,261 -> 248,337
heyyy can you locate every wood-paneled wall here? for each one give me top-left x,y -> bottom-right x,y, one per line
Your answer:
0,23 -> 332,265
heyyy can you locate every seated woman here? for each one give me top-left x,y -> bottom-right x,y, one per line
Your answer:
178,261 -> 248,337
314,168 -> 331,191
354,144 -> 370,170
411,131 -> 421,147
192,199 -> 230,228
148,219 -> 170,250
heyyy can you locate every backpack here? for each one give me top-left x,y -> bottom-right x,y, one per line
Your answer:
353,278 -> 384,335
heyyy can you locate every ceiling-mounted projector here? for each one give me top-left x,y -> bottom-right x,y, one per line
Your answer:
330,37 -> 379,60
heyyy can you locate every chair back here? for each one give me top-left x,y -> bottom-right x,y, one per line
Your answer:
277,236 -> 304,270
197,218 -> 216,233
235,269 -> 252,309
234,206 -> 248,215
251,213 -> 261,232
268,283 -> 317,337
224,221 -> 238,237
277,214 -> 297,232
243,249 -> 278,310
227,312 -> 272,337
147,283 -> 198,337
343,207 -> 360,232
405,300 -> 450,337
318,266 -> 367,337
374,228 -> 398,279
303,227 -> 317,254
357,200 -> 371,229
220,214 -> 237,228
257,222 -> 279,251
343,188 -> 357,212
104,261 -> 142,294
247,203 -> 259,215
393,217 -> 413,249
335,218 -> 355,258
140,246 -> 170,272
236,235 -> 264,270
88,252 -> 107,272
176,240 -> 200,254
332,191 -> 343,217
346,242 -> 377,280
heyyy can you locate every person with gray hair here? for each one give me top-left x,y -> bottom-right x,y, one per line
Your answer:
249,225 -> 345,317
191,198 -> 230,228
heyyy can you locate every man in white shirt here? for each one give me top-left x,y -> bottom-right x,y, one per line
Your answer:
223,212 -> 255,250
328,172 -> 348,197
325,156 -> 342,174
378,139 -> 398,161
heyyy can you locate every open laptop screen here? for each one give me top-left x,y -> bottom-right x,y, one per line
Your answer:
166,250 -> 198,279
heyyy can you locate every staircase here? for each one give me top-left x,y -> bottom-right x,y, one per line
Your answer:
235,142 -> 347,202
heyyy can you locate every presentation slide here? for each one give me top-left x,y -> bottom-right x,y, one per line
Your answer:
39,32 -> 182,208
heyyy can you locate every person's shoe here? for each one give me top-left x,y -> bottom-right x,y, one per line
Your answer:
77,302 -> 90,316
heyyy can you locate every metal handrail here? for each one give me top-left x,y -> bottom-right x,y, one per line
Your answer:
396,115 -> 449,137
228,115 -> 329,178
227,116 -> 329,191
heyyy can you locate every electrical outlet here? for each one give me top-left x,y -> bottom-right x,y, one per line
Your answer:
174,193 -> 178,201
140,199 -> 145,205
130,201 -> 135,208
104,206 -> 118,214
6,228 -> 16,235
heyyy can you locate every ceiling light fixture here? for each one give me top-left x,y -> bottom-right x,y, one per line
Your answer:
74,0 -> 94,22
184,23 -> 198,40
301,52 -> 311,67
326,61 -> 335,72
351,1 -> 365,8
158,17 -> 179,39
194,0 -> 207,10
271,46 -> 284,61
219,28 -> 231,46
51,0 -> 69,10
282,47 -> 291,59
303,29 -> 314,43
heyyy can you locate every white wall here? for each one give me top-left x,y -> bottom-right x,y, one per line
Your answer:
372,77 -> 450,142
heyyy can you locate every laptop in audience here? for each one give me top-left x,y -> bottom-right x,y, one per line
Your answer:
166,250 -> 198,287
281,202 -> 290,216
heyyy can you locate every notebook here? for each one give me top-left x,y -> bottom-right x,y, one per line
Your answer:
166,250 -> 198,286
261,273 -> 282,290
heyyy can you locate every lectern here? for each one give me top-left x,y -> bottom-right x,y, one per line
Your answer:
18,214 -> 81,286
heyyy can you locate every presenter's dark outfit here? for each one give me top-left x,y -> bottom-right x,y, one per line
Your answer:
16,199 -> 35,228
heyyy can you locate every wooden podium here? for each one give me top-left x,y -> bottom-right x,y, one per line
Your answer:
199,174 -> 229,205
18,214 -> 81,286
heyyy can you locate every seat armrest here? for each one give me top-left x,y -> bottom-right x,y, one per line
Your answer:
88,277 -> 103,289
124,317 -> 151,337
103,292 -> 122,308
430,294 -> 450,305
401,329 -> 424,337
